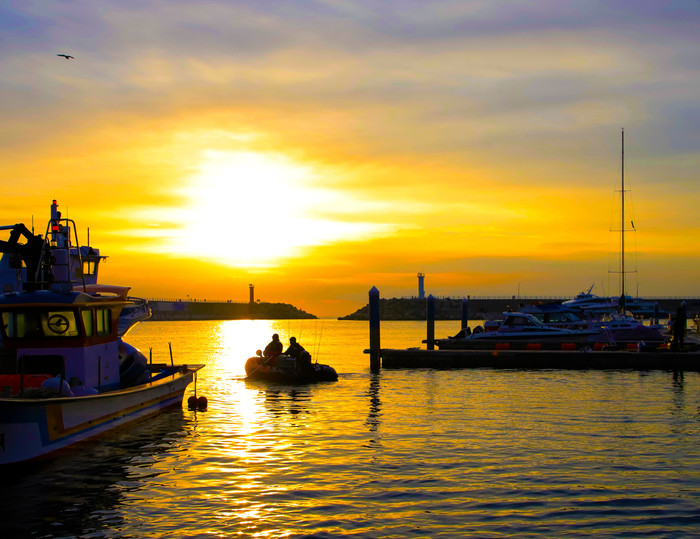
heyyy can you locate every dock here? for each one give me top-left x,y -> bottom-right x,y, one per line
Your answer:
377,347 -> 700,371
365,287 -> 700,372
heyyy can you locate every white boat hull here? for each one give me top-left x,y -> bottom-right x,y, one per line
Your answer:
0,365 -> 202,465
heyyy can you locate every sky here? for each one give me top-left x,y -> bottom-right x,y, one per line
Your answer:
1,0 -> 699,317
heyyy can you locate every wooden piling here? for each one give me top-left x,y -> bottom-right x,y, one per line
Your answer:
426,294 -> 435,350
461,298 -> 469,330
369,286 -> 381,372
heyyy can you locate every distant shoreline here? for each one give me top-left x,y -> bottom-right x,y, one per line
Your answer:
146,300 -> 316,321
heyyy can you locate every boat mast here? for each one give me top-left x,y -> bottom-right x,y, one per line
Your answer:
621,127 -> 625,304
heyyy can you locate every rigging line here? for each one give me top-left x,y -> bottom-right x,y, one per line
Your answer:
314,320 -> 325,363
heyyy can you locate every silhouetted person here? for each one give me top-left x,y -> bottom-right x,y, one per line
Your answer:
672,303 -> 687,351
264,333 -> 283,360
284,336 -> 304,359
284,337 -> 313,374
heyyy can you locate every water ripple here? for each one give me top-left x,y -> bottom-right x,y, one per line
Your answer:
4,321 -> 700,537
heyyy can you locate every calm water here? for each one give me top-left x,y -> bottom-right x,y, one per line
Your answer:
3,319 -> 700,538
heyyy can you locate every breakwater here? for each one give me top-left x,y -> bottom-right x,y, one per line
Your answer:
340,296 -> 700,321
147,300 -> 316,321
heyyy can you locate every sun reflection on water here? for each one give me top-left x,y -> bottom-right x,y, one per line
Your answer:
93,320 -> 700,538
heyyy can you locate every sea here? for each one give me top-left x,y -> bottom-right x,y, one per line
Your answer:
3,319 -> 700,538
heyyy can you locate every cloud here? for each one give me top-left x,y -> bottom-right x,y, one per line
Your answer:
1,0 -> 700,314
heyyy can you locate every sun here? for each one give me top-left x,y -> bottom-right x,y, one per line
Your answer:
165,150 -> 388,267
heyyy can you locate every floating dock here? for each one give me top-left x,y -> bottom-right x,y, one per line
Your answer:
376,347 -> 700,371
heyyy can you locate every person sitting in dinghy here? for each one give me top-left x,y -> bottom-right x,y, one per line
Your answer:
284,336 -> 304,359
285,337 -> 313,374
263,334 -> 283,364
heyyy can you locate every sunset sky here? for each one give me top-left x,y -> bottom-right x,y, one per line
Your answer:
1,1 -> 699,317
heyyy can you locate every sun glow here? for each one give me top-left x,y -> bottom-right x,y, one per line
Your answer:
167,150 -> 391,267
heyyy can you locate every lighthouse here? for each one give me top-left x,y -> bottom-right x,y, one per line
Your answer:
417,272 -> 425,299
249,284 -> 254,304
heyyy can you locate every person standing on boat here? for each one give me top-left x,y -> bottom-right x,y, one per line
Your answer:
671,303 -> 687,351
264,334 -> 283,361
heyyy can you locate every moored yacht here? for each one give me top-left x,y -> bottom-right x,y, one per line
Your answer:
435,312 -> 602,350
521,302 -> 667,347
562,285 -> 618,316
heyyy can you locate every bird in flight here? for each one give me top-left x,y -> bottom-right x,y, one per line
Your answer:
57,54 -> 74,60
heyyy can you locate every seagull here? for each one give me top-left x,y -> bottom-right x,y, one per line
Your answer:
57,54 -> 74,60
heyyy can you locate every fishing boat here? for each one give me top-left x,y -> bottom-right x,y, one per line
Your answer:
245,351 -> 338,383
0,201 -> 203,465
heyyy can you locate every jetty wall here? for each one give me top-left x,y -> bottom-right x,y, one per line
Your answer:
146,300 -> 316,321
339,296 -> 700,321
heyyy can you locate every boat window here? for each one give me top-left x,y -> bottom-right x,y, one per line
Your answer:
83,259 -> 98,277
96,308 -> 111,336
1,312 -> 13,338
2,311 -> 42,338
82,309 -> 94,336
42,311 -> 79,337
1,310 -> 79,338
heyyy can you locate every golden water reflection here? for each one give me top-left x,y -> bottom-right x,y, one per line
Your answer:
32,319 -> 700,538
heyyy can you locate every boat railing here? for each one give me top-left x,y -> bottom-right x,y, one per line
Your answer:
36,216 -> 87,292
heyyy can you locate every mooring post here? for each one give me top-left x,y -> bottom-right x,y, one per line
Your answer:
369,286 -> 381,372
427,294 -> 435,350
653,303 -> 659,326
461,298 -> 469,330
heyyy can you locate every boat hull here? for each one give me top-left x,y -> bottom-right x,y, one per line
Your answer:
245,356 -> 338,383
0,365 -> 202,465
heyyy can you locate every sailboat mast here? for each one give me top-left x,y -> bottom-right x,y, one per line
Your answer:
621,127 -> 625,301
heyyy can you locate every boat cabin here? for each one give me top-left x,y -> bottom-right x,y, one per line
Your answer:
0,290 -> 125,393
